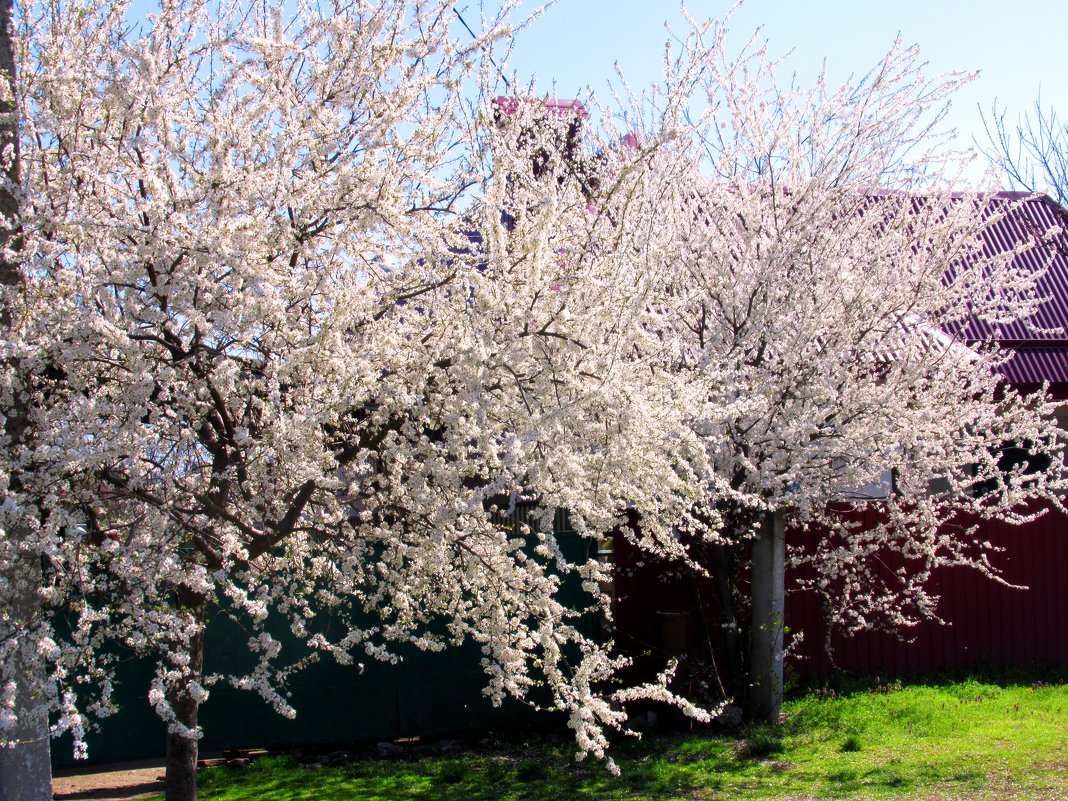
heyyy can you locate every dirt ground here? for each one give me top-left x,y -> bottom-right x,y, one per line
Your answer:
51,753 -> 241,800
51,759 -> 166,801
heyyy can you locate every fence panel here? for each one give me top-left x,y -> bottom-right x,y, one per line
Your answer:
54,513 -> 590,768
612,503 -> 1068,696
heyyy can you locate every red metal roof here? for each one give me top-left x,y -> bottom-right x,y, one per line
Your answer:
1000,346 -> 1068,386
949,192 -> 1068,384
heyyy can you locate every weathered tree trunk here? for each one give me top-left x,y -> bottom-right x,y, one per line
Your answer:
164,605 -> 206,801
0,0 -> 52,797
0,589 -> 52,801
746,509 -> 785,723
0,0 -> 19,297
706,542 -> 745,703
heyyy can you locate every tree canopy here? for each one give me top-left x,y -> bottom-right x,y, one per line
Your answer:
0,2 -> 1064,799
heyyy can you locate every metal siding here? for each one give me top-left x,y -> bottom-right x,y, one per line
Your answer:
615,503 -> 1067,692
780,505 -> 1068,680
1001,347 -> 1068,385
989,529 -> 1003,666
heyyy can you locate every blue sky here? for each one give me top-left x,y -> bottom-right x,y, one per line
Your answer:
492,0 -> 1068,182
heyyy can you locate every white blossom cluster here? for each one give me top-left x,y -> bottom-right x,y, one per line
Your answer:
614,15 -> 1067,648
0,0 -> 704,764
0,0 -> 1063,774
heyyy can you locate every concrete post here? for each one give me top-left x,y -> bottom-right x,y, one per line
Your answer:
747,509 -> 786,723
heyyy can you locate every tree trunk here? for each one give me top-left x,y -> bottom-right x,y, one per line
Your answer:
0,0 -> 52,797
0,584 -> 52,801
0,0 -> 19,298
164,609 -> 205,801
706,542 -> 745,702
747,509 -> 785,723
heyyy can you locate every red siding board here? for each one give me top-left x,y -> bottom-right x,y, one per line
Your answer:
981,542 -> 995,666
613,502 -> 1068,690
946,567 -> 962,669
1047,526 -> 1057,662
1027,519 -> 1042,661
1055,522 -> 1064,659
995,522 -> 1009,666
1027,523 -> 1040,661
1054,526 -> 1062,660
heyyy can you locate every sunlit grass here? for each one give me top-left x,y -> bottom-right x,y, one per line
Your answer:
151,674 -> 1068,800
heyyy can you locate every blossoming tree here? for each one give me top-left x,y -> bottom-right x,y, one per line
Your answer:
4,2 -> 1066,800
982,97 -> 1068,207
611,18 -> 1067,721
0,0 -> 741,797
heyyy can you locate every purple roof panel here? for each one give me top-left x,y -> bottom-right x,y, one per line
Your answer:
999,346 -> 1068,385
946,193 -> 1068,385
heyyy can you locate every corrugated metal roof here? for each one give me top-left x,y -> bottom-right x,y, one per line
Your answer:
1000,346 -> 1068,385
948,192 -> 1068,384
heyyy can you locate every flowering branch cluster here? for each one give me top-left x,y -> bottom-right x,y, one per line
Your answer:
0,0 -> 1064,780
598,13 -> 1066,663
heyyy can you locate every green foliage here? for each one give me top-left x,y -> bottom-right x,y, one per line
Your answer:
147,676 -> 1068,800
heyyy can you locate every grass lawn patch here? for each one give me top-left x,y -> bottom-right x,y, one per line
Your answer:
153,675 -> 1068,800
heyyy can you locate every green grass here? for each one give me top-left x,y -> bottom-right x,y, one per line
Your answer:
168,675 -> 1068,800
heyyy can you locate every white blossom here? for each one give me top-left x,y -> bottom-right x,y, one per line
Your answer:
2,1 -> 1062,785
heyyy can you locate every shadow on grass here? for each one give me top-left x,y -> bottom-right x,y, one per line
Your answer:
788,661 -> 1068,701
189,737 -> 1009,801
191,664 -> 1068,801
197,749 -> 714,801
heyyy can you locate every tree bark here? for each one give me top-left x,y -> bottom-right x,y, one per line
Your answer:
164,606 -> 205,801
706,542 -> 745,702
0,602 -> 51,801
746,509 -> 785,723
0,0 -> 52,797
